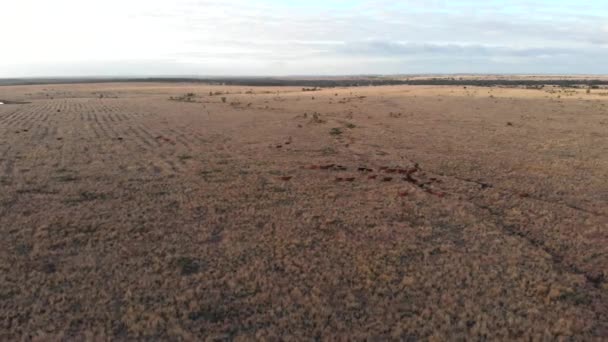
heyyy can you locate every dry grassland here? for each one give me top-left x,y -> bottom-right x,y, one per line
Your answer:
1,83 -> 607,339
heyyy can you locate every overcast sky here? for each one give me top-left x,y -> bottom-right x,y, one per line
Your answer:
2,0 -> 607,77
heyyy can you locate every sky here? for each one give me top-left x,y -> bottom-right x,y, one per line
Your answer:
1,0 -> 607,77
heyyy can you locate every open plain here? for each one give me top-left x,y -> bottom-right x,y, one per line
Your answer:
1,82 -> 607,339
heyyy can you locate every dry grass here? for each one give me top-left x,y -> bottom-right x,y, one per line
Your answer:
0,82 -> 607,339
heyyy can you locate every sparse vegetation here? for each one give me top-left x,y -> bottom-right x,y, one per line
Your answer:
63,191 -> 108,204
55,174 -> 80,182
321,146 -> 337,155
170,93 -> 197,102
330,127 -> 343,135
176,257 -> 201,275
308,112 -> 325,124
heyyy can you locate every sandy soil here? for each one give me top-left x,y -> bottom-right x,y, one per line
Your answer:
0,83 -> 607,340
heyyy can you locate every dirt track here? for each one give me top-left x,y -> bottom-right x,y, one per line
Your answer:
1,83 -> 607,339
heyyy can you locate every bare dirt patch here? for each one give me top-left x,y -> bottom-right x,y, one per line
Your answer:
0,99 -> 30,105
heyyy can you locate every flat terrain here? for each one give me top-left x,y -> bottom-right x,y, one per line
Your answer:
1,83 -> 607,340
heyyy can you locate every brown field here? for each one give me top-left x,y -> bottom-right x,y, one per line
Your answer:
1,82 -> 607,340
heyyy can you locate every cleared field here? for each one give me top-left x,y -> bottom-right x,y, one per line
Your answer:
0,83 -> 607,339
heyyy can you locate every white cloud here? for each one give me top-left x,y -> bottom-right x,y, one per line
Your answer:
1,0 -> 607,76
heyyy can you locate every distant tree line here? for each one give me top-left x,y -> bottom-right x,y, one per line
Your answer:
2,77 -> 608,88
